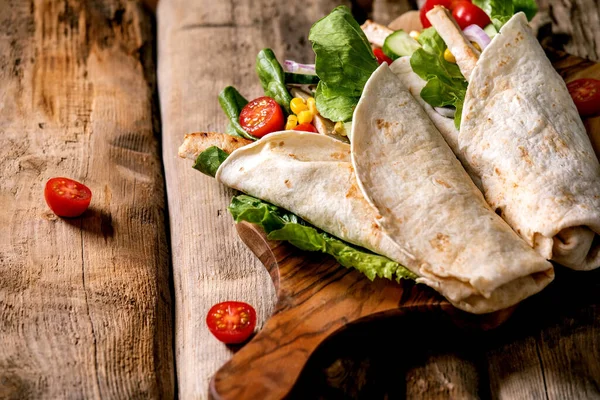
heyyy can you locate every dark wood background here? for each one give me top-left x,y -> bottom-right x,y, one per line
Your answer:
1,0 -> 599,399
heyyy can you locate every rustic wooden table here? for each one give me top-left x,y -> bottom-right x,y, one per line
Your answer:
1,0 -> 599,399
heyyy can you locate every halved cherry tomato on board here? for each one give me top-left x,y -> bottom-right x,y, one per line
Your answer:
373,47 -> 394,65
451,1 -> 491,30
420,0 -> 490,30
292,123 -> 318,133
44,177 -> 92,217
206,301 -> 257,344
567,78 -> 600,117
239,96 -> 285,138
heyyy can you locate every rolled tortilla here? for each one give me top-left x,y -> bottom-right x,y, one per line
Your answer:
422,12 -> 600,270
349,63 -> 552,313
216,105 -> 553,313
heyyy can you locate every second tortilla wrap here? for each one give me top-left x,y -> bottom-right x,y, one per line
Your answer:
391,13 -> 600,271
350,63 -> 552,313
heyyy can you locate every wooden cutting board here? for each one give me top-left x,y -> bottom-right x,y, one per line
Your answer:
209,49 -> 600,400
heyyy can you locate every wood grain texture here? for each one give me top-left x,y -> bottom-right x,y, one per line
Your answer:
157,1 -> 359,397
0,0 -> 173,398
156,0 -> 600,398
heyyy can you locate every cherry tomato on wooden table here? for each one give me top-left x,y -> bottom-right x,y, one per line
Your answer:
567,78 -> 600,117
44,177 -> 92,217
420,0 -> 490,30
373,48 -> 394,65
206,301 -> 257,344
239,96 -> 285,138
292,123 -> 318,133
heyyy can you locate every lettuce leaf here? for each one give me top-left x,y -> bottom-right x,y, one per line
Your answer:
474,0 -> 537,29
410,28 -> 468,129
308,6 -> 378,122
229,194 -> 417,281
256,48 -> 293,115
218,86 -> 256,140
193,146 -> 229,177
314,81 -> 361,124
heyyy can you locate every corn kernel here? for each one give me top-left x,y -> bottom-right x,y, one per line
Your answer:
333,121 -> 347,136
285,115 -> 298,130
290,97 -> 308,115
306,97 -> 317,115
470,41 -> 481,52
409,30 -> 420,40
297,110 -> 313,124
444,48 -> 456,63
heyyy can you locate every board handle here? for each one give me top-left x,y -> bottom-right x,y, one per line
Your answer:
209,223 -> 515,399
209,223 -> 411,399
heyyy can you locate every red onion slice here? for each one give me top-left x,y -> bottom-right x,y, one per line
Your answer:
284,60 -> 316,75
463,24 -> 491,51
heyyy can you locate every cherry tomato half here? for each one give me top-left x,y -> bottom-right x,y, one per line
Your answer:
293,123 -> 318,133
567,78 -> 600,117
420,0 -> 455,28
373,48 -> 394,65
206,301 -> 257,344
420,0 -> 488,30
239,96 -> 285,138
44,177 -> 92,217
451,1 -> 491,30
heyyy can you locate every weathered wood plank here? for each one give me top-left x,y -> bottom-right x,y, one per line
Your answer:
0,1 -> 173,398
157,0 -> 600,398
156,0 -> 350,397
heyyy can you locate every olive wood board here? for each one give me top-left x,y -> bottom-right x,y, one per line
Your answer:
209,48 -> 600,400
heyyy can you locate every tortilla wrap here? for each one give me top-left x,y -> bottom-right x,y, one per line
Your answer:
390,57 -> 482,190
392,13 -> 600,271
215,85 -> 553,313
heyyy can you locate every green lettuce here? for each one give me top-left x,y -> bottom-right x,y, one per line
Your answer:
193,146 -> 229,177
229,194 -> 417,282
308,6 -> 378,122
256,48 -> 293,115
474,0 -> 538,29
218,86 -> 256,140
410,28 -> 468,129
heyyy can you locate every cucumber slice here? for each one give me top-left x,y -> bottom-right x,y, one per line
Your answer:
285,72 -> 320,85
483,24 -> 498,39
383,30 -> 421,60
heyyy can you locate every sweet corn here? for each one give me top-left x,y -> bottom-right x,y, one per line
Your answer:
444,48 -> 456,63
290,97 -> 308,115
297,110 -> 313,124
333,121 -> 347,136
285,115 -> 298,130
409,30 -> 420,40
471,41 -> 481,52
306,97 -> 317,115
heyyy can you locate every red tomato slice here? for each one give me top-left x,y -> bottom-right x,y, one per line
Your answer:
420,0 -> 454,28
206,301 -> 257,344
451,1 -> 491,29
419,0 -> 485,29
373,48 -> 394,65
44,177 -> 92,217
293,123 -> 318,133
239,96 -> 285,138
567,78 -> 600,117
